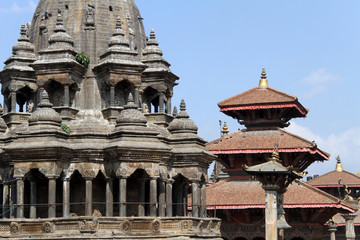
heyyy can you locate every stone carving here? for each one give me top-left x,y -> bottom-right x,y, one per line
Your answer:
152,219 -> 161,233
85,6 -> 95,26
70,213 -> 78,217
181,220 -> 191,230
116,168 -> 127,177
10,222 -> 20,234
79,220 -> 97,233
83,169 -> 96,178
42,222 -> 54,233
121,220 -> 131,233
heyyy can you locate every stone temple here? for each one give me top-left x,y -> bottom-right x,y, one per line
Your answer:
0,0 -> 221,239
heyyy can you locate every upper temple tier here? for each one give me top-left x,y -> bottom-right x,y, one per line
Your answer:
218,68 -> 308,129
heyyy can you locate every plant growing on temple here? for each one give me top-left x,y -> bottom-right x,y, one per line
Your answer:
76,52 -> 90,67
61,124 -> 71,134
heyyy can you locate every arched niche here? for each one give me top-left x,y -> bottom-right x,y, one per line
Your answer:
69,170 -> 85,216
24,169 -> 48,218
127,169 -> 149,217
93,171 -> 106,216
172,174 -> 189,217
142,86 -> 159,113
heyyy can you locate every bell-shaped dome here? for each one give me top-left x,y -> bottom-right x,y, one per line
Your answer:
116,93 -> 147,127
28,89 -> 62,126
168,99 -> 198,134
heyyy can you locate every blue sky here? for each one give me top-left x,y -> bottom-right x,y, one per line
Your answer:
1,1 -> 360,177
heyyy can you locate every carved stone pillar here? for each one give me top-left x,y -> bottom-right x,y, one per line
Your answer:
2,183 -> 9,218
159,92 -> 165,113
263,185 -> 279,240
166,97 -> 172,114
192,180 -> 201,218
85,178 -> 93,216
110,85 -> 115,107
63,178 -> 70,218
10,91 -> 16,113
158,179 -> 166,217
149,177 -> 157,217
48,177 -> 56,218
138,178 -> 146,217
106,178 -> 113,217
328,221 -> 337,240
64,85 -> 70,107
341,213 -> 357,240
10,181 -> 16,218
119,176 -> 127,217
134,86 -> 140,107
3,97 -> 8,114
166,179 -> 174,217
16,178 -> 24,218
30,180 -> 37,219
200,182 -> 207,218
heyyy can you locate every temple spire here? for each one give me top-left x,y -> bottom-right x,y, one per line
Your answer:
221,121 -> 229,136
336,155 -> 343,172
258,67 -> 269,89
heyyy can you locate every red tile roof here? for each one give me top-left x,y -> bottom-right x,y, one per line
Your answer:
307,170 -> 360,187
204,179 -> 354,213
206,128 -> 329,160
218,87 -> 308,117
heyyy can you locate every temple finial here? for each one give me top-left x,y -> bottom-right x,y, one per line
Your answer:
20,24 -> 27,37
258,67 -> 269,89
127,93 -> 134,104
221,121 -> 229,136
269,142 -> 280,162
150,29 -> 156,40
172,106 -> 178,117
180,99 -> 186,112
116,17 -> 122,29
336,155 -> 343,172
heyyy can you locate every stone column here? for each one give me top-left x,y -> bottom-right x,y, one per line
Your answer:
10,181 -> 16,218
138,178 -> 146,217
166,179 -> 174,217
328,221 -> 337,240
166,98 -> 172,114
106,178 -> 113,217
191,180 -> 201,218
16,178 -> 24,218
63,178 -> 70,218
158,179 -> 166,217
341,213 -> 357,240
119,176 -> 127,217
30,180 -> 37,219
2,183 -> 9,218
85,178 -> 93,216
277,188 -> 290,240
110,86 -> 115,107
64,85 -> 70,107
200,182 -> 207,218
159,92 -> 165,113
10,91 -> 16,113
263,185 -> 279,240
134,86 -> 140,107
149,177 -> 158,217
48,177 -> 56,218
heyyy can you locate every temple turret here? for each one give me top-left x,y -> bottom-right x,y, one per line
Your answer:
218,67 -> 308,129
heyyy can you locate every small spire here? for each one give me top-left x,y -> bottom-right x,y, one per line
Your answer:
172,106 -> 178,117
221,121 -> 229,136
116,17 -> 122,30
258,67 -> 269,89
20,24 -> 27,37
38,88 -> 53,108
54,13 -> 66,32
336,155 -> 343,172
150,29 -> 156,40
127,93 -> 134,104
180,99 -> 186,112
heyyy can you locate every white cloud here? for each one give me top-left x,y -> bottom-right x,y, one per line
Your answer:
288,122 -> 360,176
0,1 -> 36,13
301,68 -> 341,98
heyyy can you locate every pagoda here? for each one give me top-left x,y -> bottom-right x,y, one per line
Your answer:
206,68 -> 331,239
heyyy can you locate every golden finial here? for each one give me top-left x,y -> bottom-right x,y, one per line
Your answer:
221,121 -> 229,136
336,155 -> 343,172
258,67 -> 269,89
269,142 -> 280,162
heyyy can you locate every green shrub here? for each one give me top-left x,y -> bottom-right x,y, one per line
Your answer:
61,124 -> 71,134
76,52 -> 90,67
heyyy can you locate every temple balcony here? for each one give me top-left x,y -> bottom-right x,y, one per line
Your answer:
3,112 -> 31,129
0,216 -> 221,239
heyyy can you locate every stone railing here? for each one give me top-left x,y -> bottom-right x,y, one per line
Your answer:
3,112 -> 31,128
0,217 -> 221,238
